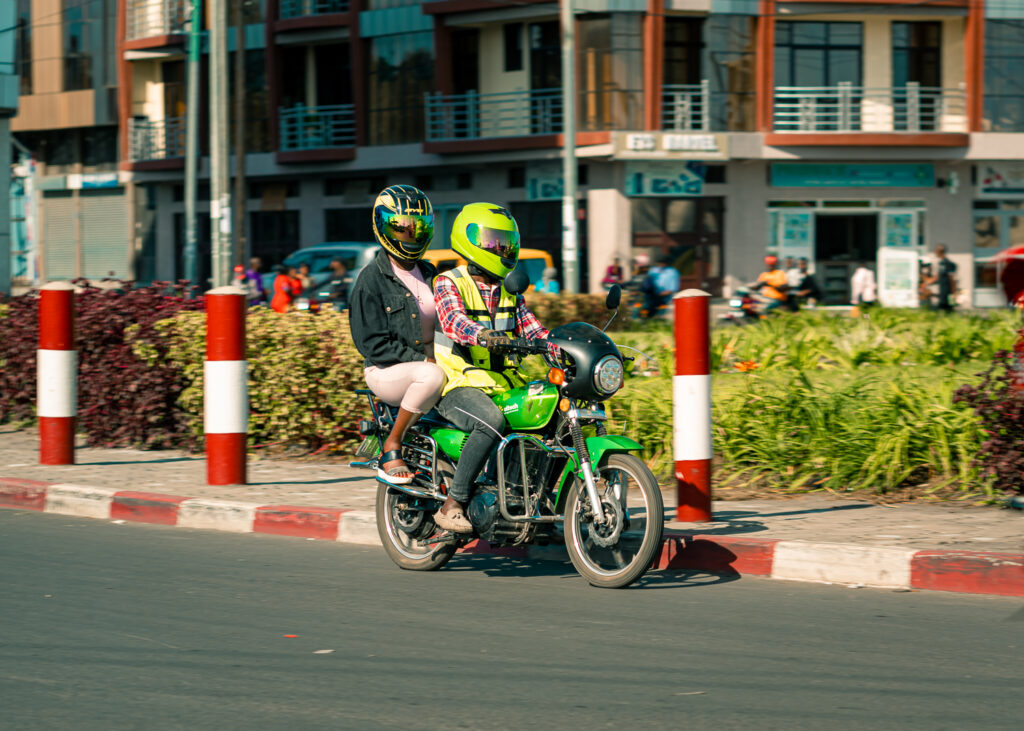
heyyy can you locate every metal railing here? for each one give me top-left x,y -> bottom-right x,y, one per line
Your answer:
279,0 -> 349,18
662,81 -> 710,131
425,88 -> 563,142
126,0 -> 188,41
279,104 -> 356,151
128,116 -> 185,161
773,83 -> 967,133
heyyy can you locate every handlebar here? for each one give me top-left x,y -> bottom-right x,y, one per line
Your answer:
503,338 -> 550,355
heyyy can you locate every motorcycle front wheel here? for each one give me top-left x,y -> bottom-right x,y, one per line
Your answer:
376,485 -> 456,571
564,453 -> 664,589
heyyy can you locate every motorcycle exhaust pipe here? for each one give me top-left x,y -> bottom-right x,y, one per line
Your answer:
377,478 -> 445,502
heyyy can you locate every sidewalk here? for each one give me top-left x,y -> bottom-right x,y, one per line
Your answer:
2,427 -> 1022,596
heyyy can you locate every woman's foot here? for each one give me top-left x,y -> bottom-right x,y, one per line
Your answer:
434,497 -> 473,533
377,449 -> 414,485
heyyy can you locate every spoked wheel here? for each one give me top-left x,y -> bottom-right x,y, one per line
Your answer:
564,453 -> 664,589
375,484 -> 456,571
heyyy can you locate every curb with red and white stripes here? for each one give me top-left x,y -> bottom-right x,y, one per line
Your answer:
2,476 -> 1021,598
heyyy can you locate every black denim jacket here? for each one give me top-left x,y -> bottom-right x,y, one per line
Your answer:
349,249 -> 437,369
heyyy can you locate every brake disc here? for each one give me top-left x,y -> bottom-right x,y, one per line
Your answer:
586,496 -> 624,548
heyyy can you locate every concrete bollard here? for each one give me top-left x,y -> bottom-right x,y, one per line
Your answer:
38,282 -> 77,465
673,289 -> 712,522
204,286 -> 248,485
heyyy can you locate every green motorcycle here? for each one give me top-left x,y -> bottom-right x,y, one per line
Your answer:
355,284 -> 663,589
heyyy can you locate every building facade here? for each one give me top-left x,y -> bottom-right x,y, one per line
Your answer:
11,0 -> 1024,305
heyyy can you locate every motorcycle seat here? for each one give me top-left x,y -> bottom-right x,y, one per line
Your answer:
379,403 -> 459,431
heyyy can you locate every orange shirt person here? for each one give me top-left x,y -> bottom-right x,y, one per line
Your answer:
271,265 -> 298,313
752,255 -> 789,312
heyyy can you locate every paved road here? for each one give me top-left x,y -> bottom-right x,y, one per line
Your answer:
1,511 -> 1020,730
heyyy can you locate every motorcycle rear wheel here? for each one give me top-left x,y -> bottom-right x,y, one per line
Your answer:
564,453 -> 664,589
376,485 -> 456,571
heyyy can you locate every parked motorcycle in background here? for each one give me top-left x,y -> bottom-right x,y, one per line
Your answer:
718,287 -> 762,326
354,273 -> 664,589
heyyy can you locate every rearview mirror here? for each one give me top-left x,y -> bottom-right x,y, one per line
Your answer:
503,265 -> 530,295
605,284 -> 621,310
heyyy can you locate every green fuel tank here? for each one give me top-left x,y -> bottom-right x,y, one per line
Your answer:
491,381 -> 559,431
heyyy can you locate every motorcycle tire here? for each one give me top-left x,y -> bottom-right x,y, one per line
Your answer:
376,484 -> 457,571
564,453 -> 664,589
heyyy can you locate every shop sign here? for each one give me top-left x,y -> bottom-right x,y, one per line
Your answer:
624,161 -> 705,197
878,247 -> 920,308
978,162 -> 1024,197
613,131 -> 729,160
67,173 -> 120,190
525,162 -> 563,201
771,163 -> 935,188
881,211 -> 917,248
777,211 -> 814,264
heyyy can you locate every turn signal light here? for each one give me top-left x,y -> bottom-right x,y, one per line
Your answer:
559,398 -> 571,412
548,367 -> 565,386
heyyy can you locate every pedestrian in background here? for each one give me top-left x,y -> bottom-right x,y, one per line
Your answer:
850,264 -> 877,315
271,265 -> 298,313
928,245 -> 958,312
785,257 -> 802,291
296,262 -> 314,293
601,256 -> 624,290
326,257 -> 353,312
536,266 -> 561,294
245,257 -> 267,305
789,257 -> 821,310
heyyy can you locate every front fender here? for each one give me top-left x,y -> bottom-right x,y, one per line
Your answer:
585,434 -> 644,467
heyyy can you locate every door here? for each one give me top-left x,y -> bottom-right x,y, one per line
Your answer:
893,22 -> 941,131
814,213 -> 878,304
631,197 -> 724,295
529,22 -> 561,134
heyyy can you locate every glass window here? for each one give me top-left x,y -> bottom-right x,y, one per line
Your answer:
631,199 -> 662,233
984,20 -> 1024,131
577,13 -> 643,132
250,211 -> 301,268
774,21 -> 862,87
17,0 -> 30,95
325,209 -> 365,241
63,0 -> 94,91
973,215 -> 1001,250
665,200 -> 697,234
365,32 -> 434,145
703,16 -> 756,131
664,17 -> 703,86
504,23 -> 523,72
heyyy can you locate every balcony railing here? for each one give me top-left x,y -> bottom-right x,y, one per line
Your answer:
129,116 -> 185,161
279,0 -> 349,18
773,83 -> 967,133
126,0 -> 187,42
279,104 -> 356,151
425,88 -> 563,142
662,81 -> 710,131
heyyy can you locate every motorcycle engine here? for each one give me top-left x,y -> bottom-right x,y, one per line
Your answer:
467,486 -> 530,545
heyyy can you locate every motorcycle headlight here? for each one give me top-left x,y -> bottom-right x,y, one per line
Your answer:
593,355 -> 624,395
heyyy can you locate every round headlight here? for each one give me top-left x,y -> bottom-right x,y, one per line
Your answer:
593,355 -> 624,394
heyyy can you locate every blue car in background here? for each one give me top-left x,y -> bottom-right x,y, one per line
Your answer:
261,242 -> 377,295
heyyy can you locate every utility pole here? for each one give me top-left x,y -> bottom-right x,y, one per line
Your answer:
560,0 -> 579,293
232,0 -> 246,268
183,0 -> 201,290
209,0 -> 232,288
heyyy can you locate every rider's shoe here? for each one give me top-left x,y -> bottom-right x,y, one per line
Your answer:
434,499 -> 473,533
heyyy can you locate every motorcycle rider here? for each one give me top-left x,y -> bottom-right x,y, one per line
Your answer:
431,203 -> 552,533
349,185 -> 445,485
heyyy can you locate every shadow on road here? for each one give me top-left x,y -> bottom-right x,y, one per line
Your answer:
83,457 -> 200,466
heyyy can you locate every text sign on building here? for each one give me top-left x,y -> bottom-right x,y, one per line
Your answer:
624,162 -> 705,197
613,131 -> 729,161
978,163 -> 1024,197
771,163 -> 935,188
526,162 -> 563,201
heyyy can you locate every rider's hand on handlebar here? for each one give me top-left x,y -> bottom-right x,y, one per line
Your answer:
477,329 -> 514,353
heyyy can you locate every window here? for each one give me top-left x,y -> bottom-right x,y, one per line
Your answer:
665,17 -> 703,86
775,22 -> 862,87
365,32 -> 434,145
63,0 -> 94,91
507,167 -> 525,188
250,211 -> 301,268
83,127 -> 118,167
17,0 -> 30,95
504,23 -> 523,72
325,209 -> 366,241
705,165 -> 726,184
577,14 -> 643,132
703,16 -> 756,131
984,20 -> 1024,131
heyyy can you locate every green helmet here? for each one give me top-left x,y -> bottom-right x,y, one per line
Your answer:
450,203 -> 521,280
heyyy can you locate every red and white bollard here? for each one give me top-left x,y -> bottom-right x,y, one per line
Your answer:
673,289 -> 712,522
38,282 -> 77,465
204,286 -> 248,485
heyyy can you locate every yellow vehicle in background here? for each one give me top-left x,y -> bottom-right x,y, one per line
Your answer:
422,248 -> 554,290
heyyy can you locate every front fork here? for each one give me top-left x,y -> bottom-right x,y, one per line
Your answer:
567,414 -> 607,524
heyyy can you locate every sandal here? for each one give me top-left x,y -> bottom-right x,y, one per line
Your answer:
377,449 -> 414,485
434,503 -> 473,534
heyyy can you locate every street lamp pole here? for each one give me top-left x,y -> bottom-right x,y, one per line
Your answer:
183,0 -> 201,290
209,0 -> 232,288
560,0 -> 579,293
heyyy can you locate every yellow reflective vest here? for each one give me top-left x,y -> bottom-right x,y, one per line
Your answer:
433,266 -> 525,396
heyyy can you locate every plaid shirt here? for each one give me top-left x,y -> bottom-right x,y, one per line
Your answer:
435,276 -> 549,346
